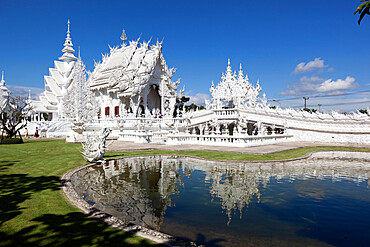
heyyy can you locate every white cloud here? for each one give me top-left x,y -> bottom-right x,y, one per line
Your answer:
280,75 -> 357,96
294,57 -> 327,74
280,75 -> 324,96
188,93 -> 211,105
7,85 -> 44,100
317,76 -> 358,93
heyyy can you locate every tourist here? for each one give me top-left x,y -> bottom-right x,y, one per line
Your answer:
25,128 -> 29,138
34,127 -> 39,138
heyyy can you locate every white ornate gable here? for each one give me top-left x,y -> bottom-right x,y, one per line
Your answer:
209,59 -> 262,109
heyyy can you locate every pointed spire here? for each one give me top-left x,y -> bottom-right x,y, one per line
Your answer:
238,63 -> 244,79
0,71 -> 5,87
59,19 -> 77,62
120,28 -> 127,46
0,71 -> 10,97
28,90 -> 31,101
226,59 -> 232,75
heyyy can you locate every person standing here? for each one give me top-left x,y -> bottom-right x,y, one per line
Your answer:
34,127 -> 39,138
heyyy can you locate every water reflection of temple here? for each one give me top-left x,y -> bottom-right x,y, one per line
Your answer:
71,157 -> 184,231
71,152 -> 370,228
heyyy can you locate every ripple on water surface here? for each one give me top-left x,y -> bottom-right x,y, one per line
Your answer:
71,152 -> 370,246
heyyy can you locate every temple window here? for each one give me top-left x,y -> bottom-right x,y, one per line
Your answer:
114,106 -> 119,117
105,107 -> 110,116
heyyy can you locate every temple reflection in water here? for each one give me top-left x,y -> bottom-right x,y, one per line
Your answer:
71,152 -> 370,229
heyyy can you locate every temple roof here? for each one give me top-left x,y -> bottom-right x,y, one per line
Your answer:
32,20 -> 78,114
88,36 -> 176,97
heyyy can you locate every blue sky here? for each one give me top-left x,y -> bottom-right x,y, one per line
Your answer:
0,0 -> 369,111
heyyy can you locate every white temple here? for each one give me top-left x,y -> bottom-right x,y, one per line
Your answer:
24,21 -> 370,145
88,29 -> 181,119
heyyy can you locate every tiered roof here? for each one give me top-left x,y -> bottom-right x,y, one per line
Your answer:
37,20 -> 78,113
88,31 -> 179,98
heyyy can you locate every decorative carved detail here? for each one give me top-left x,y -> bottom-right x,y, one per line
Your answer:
81,128 -> 112,163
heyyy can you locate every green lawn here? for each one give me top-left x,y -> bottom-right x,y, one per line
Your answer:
0,139 -> 158,246
0,139 -> 369,246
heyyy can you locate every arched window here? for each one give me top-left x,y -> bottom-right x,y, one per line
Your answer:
105,107 -> 110,116
114,106 -> 119,117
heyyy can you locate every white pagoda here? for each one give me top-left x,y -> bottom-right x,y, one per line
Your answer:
31,20 -> 78,121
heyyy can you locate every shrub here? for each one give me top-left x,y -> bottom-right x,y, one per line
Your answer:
0,138 -> 23,144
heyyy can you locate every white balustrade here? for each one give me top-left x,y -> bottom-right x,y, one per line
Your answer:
167,133 -> 293,147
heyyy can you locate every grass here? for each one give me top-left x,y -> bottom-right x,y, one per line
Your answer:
106,146 -> 370,161
0,139 -> 369,246
0,139 -> 158,246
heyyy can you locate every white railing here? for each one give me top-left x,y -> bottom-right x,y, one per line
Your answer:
167,133 -> 293,147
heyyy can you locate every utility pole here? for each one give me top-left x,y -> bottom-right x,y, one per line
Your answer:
303,97 -> 309,109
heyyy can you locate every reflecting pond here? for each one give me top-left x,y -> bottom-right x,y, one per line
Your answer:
71,152 -> 370,246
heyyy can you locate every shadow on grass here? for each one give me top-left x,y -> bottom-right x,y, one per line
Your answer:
0,173 -> 61,227
0,171 -> 158,246
0,160 -> 18,171
0,212 -> 158,246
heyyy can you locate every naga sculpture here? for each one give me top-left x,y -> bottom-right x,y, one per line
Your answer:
81,128 -> 112,163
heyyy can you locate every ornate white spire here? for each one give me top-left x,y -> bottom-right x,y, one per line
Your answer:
238,63 -> 244,78
0,71 -> 10,98
0,71 -> 5,87
59,20 -> 77,62
226,59 -> 232,75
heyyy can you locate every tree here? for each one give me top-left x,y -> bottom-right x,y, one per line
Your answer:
173,96 -> 190,117
359,109 -> 368,114
0,95 -> 31,143
354,0 -> 370,24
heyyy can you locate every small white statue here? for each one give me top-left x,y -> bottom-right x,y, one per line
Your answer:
81,128 -> 112,163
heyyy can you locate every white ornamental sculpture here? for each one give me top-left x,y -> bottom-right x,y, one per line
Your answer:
63,53 -> 98,122
64,52 -> 99,142
208,59 -> 262,109
81,128 -> 112,163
